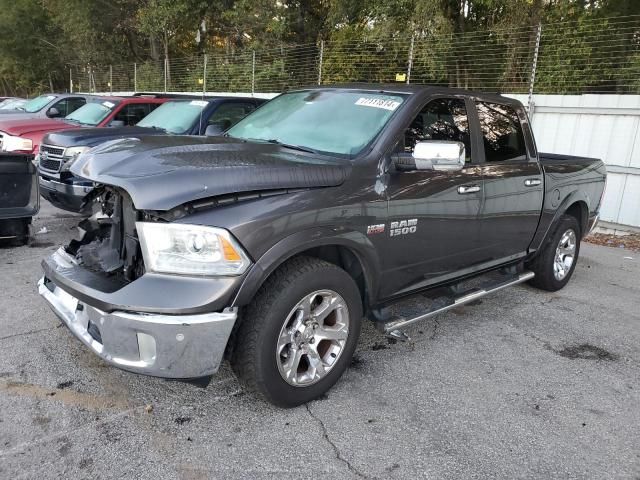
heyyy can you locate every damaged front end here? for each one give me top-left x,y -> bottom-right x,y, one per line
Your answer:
68,186 -> 145,282
38,185 -> 240,379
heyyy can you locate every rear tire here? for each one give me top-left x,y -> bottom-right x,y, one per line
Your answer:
231,256 -> 362,407
528,214 -> 581,291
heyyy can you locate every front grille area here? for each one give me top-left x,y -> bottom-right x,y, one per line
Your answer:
40,145 -> 65,156
67,187 -> 145,282
39,144 -> 65,173
40,157 -> 62,171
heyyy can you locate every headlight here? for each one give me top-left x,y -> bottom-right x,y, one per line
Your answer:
136,222 -> 251,276
1,134 -> 33,152
60,146 -> 90,172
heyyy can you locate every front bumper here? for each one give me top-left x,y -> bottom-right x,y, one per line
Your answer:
38,276 -> 238,379
39,175 -> 93,213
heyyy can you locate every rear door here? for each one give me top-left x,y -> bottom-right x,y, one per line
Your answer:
474,100 -> 543,262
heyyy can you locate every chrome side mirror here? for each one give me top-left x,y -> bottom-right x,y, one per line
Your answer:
46,107 -> 61,118
413,141 -> 465,171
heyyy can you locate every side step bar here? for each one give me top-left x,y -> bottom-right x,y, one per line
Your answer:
382,271 -> 535,334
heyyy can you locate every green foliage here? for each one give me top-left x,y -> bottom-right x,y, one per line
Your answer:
0,0 -> 638,95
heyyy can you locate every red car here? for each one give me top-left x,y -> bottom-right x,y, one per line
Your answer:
0,96 -> 169,155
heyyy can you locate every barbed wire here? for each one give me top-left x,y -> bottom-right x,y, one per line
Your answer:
65,15 -> 639,96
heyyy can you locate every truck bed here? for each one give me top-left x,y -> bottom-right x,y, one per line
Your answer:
539,152 -> 601,165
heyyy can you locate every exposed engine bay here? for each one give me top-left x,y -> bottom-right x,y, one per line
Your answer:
66,186 -> 145,282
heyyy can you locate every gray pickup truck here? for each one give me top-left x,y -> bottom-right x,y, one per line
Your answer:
38,85 -> 606,407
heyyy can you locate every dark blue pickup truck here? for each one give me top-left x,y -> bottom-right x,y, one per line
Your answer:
38,96 -> 264,213
38,85 -> 606,407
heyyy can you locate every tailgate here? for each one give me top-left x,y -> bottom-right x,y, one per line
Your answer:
0,153 -> 39,219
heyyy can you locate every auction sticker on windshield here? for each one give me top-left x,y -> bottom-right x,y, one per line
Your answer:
355,97 -> 401,111
190,100 -> 208,107
102,101 -> 115,108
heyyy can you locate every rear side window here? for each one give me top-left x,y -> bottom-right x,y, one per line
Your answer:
207,102 -> 256,130
476,102 -> 527,163
114,103 -> 153,126
54,97 -> 86,116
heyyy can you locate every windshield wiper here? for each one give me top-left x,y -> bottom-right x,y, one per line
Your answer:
144,125 -> 168,133
265,139 -> 319,154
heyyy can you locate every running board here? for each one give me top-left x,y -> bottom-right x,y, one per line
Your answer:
382,271 -> 535,334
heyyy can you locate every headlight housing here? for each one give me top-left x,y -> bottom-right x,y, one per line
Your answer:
60,146 -> 90,172
1,134 -> 33,152
136,222 -> 251,276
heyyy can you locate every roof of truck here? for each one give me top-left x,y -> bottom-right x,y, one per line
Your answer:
85,96 -> 169,104
290,83 -> 520,105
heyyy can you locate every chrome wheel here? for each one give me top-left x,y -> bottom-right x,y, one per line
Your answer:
276,290 -> 350,387
554,229 -> 577,281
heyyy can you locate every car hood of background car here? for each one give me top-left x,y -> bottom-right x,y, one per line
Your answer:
72,135 -> 351,211
45,126 -> 159,148
0,118 -> 75,135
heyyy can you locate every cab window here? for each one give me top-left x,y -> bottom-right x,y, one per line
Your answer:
54,97 -> 86,117
114,103 -> 154,126
476,102 -> 527,163
207,102 -> 256,131
402,98 -> 471,162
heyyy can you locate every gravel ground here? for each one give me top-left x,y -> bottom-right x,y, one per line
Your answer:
0,201 -> 638,479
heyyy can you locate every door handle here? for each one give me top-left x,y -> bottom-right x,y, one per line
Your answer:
457,185 -> 480,194
524,178 -> 542,187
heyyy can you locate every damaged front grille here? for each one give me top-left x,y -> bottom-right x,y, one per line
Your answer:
66,186 -> 145,282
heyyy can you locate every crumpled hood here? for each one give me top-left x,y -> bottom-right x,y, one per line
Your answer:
71,135 -> 351,211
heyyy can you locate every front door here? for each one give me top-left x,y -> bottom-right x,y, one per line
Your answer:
382,96 -> 485,298
474,101 -> 543,263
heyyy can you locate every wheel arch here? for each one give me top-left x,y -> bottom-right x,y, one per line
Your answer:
564,200 -> 589,237
232,229 -> 380,313
547,189 -> 591,242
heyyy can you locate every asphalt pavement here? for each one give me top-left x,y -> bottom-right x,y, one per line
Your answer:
0,200 -> 638,479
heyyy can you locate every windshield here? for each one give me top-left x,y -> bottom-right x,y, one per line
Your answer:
22,94 -> 57,113
66,100 -> 118,126
0,99 -> 26,110
137,100 -> 208,134
227,90 -> 407,156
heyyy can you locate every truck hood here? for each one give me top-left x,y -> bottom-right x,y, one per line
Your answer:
0,112 -> 43,121
0,118 -> 76,136
45,126 -> 159,148
72,136 -> 351,211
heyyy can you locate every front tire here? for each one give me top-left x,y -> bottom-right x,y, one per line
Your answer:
528,214 -> 581,291
231,256 -> 363,407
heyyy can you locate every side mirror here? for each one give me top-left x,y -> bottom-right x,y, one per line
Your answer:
46,107 -> 61,118
413,141 -> 465,171
205,124 -> 225,137
109,120 -> 125,127
394,141 -> 466,172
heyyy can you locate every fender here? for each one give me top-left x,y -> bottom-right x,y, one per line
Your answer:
529,188 -> 591,252
231,227 -> 382,308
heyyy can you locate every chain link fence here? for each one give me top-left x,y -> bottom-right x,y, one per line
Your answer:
68,15 -> 639,98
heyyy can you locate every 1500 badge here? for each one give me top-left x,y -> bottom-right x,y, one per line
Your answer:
390,219 -> 418,236
367,219 -> 418,236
